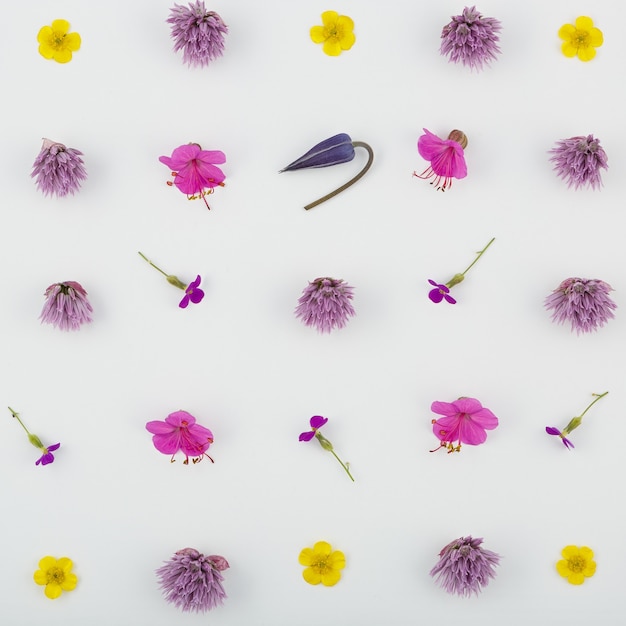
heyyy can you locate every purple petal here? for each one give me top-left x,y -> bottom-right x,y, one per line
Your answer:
545,426 -> 561,436
443,293 -> 457,304
280,134 -> 355,171
429,288 -> 444,303
47,442 -> 61,452
178,294 -> 190,309
299,431 -> 316,442
309,415 -> 328,429
562,437 -> 575,450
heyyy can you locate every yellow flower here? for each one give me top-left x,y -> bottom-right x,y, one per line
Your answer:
33,556 -> 78,599
310,11 -> 355,56
37,19 -> 81,64
298,540 -> 345,586
556,545 -> 596,585
558,16 -> 603,62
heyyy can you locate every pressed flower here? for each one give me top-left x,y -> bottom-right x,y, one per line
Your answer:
545,277 -> 616,334
440,6 -> 502,71
295,277 -> 355,333
428,237 -> 494,304
31,138 -> 87,197
167,2 -> 228,67
299,415 -> 354,481
558,17 -> 603,62
299,541 -> 345,586
157,548 -> 229,612
159,143 -> 226,209
280,134 -> 374,210
430,397 -> 499,453
138,252 -> 204,308
546,391 -> 608,450
37,19 -> 81,63
310,11 -> 355,56
9,407 -> 60,466
146,410 -> 214,464
556,545 -> 596,585
549,135 -> 607,190
414,129 -> 467,191
40,281 -> 93,331
430,536 -> 500,596
33,556 -> 78,599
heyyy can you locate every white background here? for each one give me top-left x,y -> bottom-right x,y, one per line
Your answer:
0,1 -> 624,624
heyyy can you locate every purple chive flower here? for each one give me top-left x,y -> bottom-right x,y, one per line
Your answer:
156,548 -> 229,613
280,134 -> 356,171
295,277 -> 355,333
167,2 -> 228,67
440,6 -> 502,71
545,277 -> 616,334
179,275 -> 205,308
299,415 -> 328,441
546,427 -> 575,450
549,135 -> 608,190
430,536 -> 500,597
40,281 -> 93,331
428,280 -> 457,304
31,138 -> 87,197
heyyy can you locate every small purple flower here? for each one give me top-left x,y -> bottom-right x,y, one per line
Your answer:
440,6 -> 502,71
40,281 -> 93,331
549,135 -> 608,190
156,548 -> 229,613
179,275 -> 205,308
545,277 -> 616,334
31,138 -> 87,197
295,277 -> 355,333
167,2 -> 228,67
430,536 -> 500,597
545,427 -> 575,450
299,415 -> 328,441
428,280 -> 457,304
36,442 -> 61,465
9,407 -> 61,467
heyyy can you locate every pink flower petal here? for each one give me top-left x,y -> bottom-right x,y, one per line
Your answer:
165,410 -> 197,427
432,415 -> 461,442
430,401 -> 459,417
417,129 -> 445,161
469,407 -> 499,430
457,417 -> 490,445
452,398 -> 483,414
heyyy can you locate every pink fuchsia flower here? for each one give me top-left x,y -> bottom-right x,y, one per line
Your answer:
39,281 -> 93,331
549,135 -> 608,190
167,2 -> 228,68
430,397 -> 499,453
9,407 -> 61,466
299,415 -> 329,441
295,277 -> 355,333
31,138 -> 87,197
159,143 -> 226,209
428,280 -> 456,304
179,275 -> 204,308
545,277 -> 616,334
414,129 -> 467,191
146,410 -> 214,464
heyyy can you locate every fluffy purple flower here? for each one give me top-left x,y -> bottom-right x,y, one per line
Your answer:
428,280 -> 457,304
430,536 -> 500,597
31,138 -> 87,197
549,135 -> 608,190
167,2 -> 228,67
295,277 -> 355,333
40,281 -> 93,331
156,548 -> 229,613
440,6 -> 502,71
545,427 -> 575,450
179,275 -> 205,308
545,277 -> 616,334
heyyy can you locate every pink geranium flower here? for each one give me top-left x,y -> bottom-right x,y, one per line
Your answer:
159,143 -> 226,209
430,397 -> 498,453
146,410 -> 214,464
414,129 -> 467,191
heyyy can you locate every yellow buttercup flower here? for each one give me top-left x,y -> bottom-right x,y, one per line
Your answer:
37,19 -> 81,63
556,545 -> 596,585
310,11 -> 355,56
558,16 -> 603,62
33,556 -> 78,599
298,540 -> 345,586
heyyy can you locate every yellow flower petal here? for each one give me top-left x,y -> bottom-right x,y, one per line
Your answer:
568,572 -> 585,585
323,39 -> 342,56
320,568 -> 341,586
313,541 -> 332,555
298,548 -> 314,566
339,31 -> 356,51
556,560 -> 570,577
583,561 -> 597,577
57,557 -> 74,572
561,42 -> 577,57
38,556 -> 58,570
61,573 -> 78,591
336,15 -> 354,33
577,46 -> 596,62
575,16 -> 594,31
33,570 -> 48,585
310,25 -> 327,44
302,566 -> 322,585
327,550 -> 346,569
321,11 -> 339,28
579,547 -> 594,560
54,48 -> 73,63
45,582 -> 63,599
51,19 -> 70,35
64,32 -> 81,52
588,28 -> 603,47
561,545 -> 579,560
37,26 -> 53,44
558,24 -> 576,41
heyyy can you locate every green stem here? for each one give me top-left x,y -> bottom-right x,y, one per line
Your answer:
329,449 -> 355,482
459,237 -> 495,277
8,407 -> 31,435
579,391 -> 609,419
138,252 -> 169,277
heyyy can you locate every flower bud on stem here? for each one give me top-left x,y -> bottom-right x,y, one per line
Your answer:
315,432 -> 355,481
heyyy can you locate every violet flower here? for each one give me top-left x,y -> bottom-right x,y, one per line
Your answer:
549,135 -> 608,190
545,277 -> 616,334
39,281 -> 93,331
31,138 -> 87,197
295,277 -> 355,333
545,427 -> 575,450
414,129 -> 467,191
167,2 -> 228,67
440,6 -> 502,71
280,133 -> 374,209
9,407 -> 60,466
430,536 -> 500,596
156,548 -> 229,612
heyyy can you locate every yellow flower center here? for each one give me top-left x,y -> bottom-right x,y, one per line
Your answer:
567,555 -> 587,573
311,555 -> 331,574
51,32 -> 67,50
572,29 -> 589,48
46,566 -> 65,584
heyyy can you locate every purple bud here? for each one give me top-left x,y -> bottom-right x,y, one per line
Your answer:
280,134 -> 355,171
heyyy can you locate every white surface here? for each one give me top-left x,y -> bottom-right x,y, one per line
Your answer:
0,0 -> 624,624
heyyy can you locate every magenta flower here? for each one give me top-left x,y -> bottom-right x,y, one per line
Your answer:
36,442 -> 61,465
295,277 -> 355,333
159,143 -> 226,209
545,277 -> 616,334
9,407 -> 61,467
430,397 -> 499,453
428,280 -> 456,304
167,2 -> 228,68
157,548 -> 229,613
39,281 -> 93,331
414,129 -> 468,191
179,275 -> 204,308
545,427 -> 575,450
299,415 -> 329,441
31,138 -> 87,197
146,410 -> 214,464
549,135 -> 608,190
